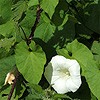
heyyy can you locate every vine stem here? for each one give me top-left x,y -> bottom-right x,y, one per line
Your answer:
7,72 -> 19,100
7,4 -> 42,100
28,4 -> 43,45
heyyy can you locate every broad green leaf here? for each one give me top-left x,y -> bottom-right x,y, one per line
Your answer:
0,56 -> 16,86
0,0 -> 12,23
91,41 -> 100,65
0,37 -> 15,51
15,41 -> 46,84
66,40 -> 93,63
57,40 -> 100,100
83,60 -> 100,100
20,9 -> 36,29
19,9 -> 36,38
34,22 -> 55,42
28,0 -> 39,7
41,12 -> 51,23
0,20 -> 15,37
66,40 -> 100,100
12,1 -> 27,21
57,39 -> 93,72
41,0 -> 59,18
57,48 -> 71,59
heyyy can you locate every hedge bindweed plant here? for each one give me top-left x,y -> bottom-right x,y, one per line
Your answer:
0,0 -> 100,100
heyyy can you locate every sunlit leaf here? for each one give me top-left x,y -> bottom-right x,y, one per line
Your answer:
12,1 -> 27,21
0,0 -> 12,23
28,0 -> 39,7
57,40 -> 100,100
91,41 -> 100,65
41,0 -> 59,18
15,41 -> 46,84
0,37 -> 15,51
34,22 -> 55,42
0,21 -> 15,37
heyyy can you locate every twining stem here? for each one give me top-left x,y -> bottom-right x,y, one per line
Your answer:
28,5 -> 43,45
7,72 -> 19,100
7,4 -> 42,100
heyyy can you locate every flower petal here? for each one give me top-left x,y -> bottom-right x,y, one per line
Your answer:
52,76 -> 68,94
44,55 -> 82,94
44,63 -> 53,83
68,59 -> 81,77
66,76 -> 81,92
51,55 -> 68,70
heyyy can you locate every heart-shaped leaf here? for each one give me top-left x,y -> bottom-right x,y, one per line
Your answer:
15,41 -> 46,84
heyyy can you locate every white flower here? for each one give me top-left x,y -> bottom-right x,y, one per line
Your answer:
44,55 -> 82,94
4,72 -> 15,85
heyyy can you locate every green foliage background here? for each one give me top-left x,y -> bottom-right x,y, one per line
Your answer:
0,0 -> 100,100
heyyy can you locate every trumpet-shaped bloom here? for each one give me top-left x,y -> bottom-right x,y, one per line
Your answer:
44,55 -> 82,94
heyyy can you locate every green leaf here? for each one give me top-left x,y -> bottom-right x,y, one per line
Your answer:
20,9 -> 36,31
34,13 -> 55,42
15,41 -> 46,84
57,39 -> 93,73
0,85 -> 11,100
0,85 -> 19,100
0,37 -> 15,51
41,0 -> 59,19
28,0 -> 39,7
0,56 -> 16,86
66,40 -> 93,63
12,1 -> 27,21
83,60 -> 100,100
34,22 -> 55,42
0,48 -> 8,59
57,40 -> 100,100
26,84 -> 45,100
0,20 -> 15,37
67,40 -> 100,100
91,41 -> 100,65
57,48 -> 71,59
0,0 -> 12,23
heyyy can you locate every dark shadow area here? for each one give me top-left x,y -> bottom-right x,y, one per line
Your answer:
48,16 -> 76,48
33,38 -> 57,62
52,0 -> 69,26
